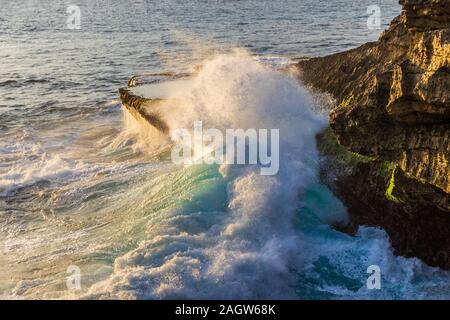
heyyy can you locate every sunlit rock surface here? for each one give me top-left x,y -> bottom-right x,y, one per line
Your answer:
298,0 -> 450,268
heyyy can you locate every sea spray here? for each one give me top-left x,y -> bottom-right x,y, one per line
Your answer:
84,53 -> 450,300
117,105 -> 170,153
170,120 -> 280,175
84,52 -> 328,298
2,52 -> 449,299
5,0 -> 447,300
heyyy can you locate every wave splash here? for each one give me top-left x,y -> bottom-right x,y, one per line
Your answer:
84,52 -> 330,299
3,52 -> 449,299
86,52 -> 450,299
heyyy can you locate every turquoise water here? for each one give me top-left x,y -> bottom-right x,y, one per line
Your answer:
1,0 -> 450,299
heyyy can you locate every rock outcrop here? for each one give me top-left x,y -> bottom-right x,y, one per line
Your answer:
119,87 -> 170,134
298,0 -> 450,268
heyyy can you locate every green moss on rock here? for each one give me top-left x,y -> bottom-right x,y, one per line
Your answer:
335,95 -> 355,110
385,165 -> 402,204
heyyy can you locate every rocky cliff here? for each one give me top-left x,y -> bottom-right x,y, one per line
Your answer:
297,0 -> 450,268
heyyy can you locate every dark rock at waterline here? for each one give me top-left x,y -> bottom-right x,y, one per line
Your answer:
299,0 -> 450,268
118,87 -> 169,134
118,73 -> 192,134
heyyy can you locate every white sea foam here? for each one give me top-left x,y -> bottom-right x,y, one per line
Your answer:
0,140 -> 74,196
83,52 -> 332,299
2,52 -> 449,300
82,52 -> 450,300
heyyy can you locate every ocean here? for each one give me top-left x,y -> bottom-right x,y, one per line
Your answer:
1,0 -> 450,299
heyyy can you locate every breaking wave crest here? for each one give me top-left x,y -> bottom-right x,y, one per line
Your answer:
82,53 -> 450,299
2,52 -> 449,299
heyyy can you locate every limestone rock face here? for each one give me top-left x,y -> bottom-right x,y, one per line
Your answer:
298,0 -> 450,268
